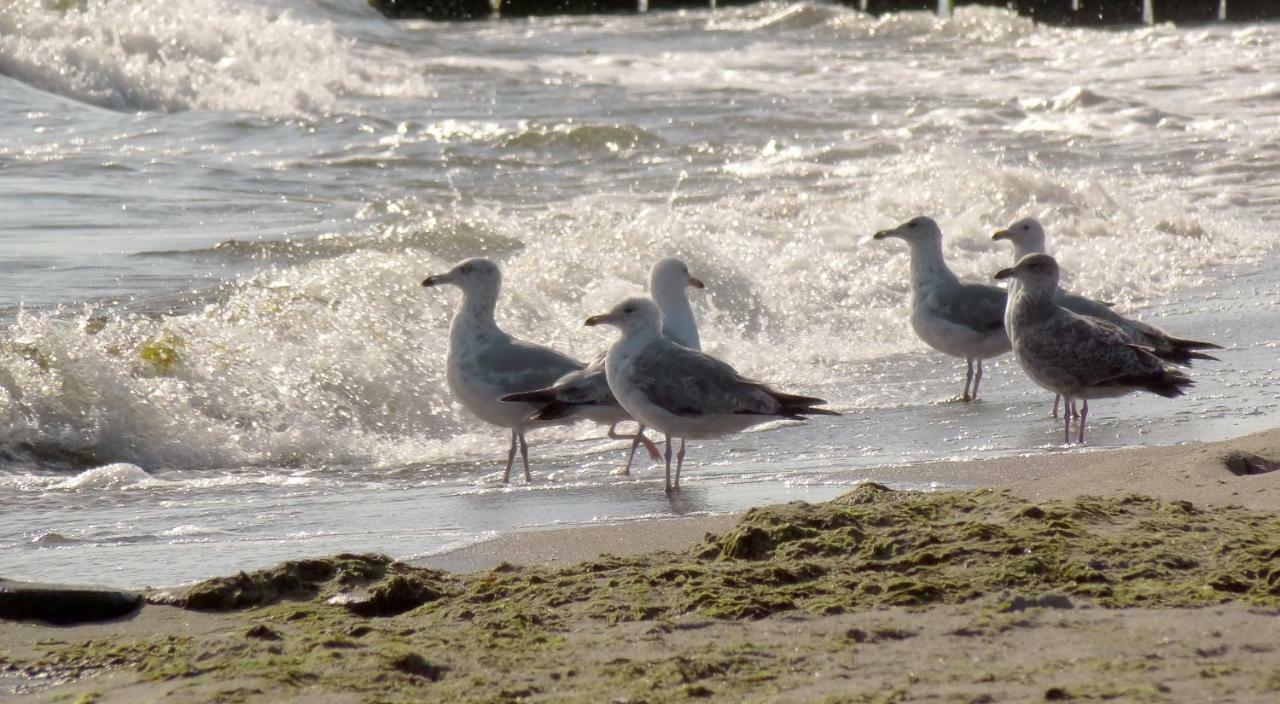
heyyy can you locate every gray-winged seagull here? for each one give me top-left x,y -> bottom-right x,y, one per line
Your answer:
502,258 -> 705,475
874,216 -> 1011,402
422,257 -> 584,483
587,297 -> 836,493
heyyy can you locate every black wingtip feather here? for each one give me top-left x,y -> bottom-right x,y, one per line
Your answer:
501,388 -> 557,404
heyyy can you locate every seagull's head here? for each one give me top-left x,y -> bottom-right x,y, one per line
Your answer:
994,253 -> 1059,289
872,216 -> 943,246
650,257 -> 705,298
421,257 -> 501,294
992,217 -> 1047,257
584,296 -> 662,335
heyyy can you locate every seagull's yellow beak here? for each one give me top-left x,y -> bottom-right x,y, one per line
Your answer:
992,229 -> 1011,241
687,276 -> 705,290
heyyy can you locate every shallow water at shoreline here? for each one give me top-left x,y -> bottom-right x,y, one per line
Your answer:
2,1 -> 1279,587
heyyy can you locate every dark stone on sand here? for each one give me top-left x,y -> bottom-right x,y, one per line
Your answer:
368,0 -> 493,20
1223,451 -> 1280,476
0,578 -> 143,625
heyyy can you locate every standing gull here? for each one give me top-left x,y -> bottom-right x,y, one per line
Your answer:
587,297 -> 835,492
995,254 -> 1193,444
874,216 -> 1011,401
422,257 -> 584,483
502,258 -> 705,475
993,217 -> 1220,415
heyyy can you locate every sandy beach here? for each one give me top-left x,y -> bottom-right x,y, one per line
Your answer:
4,427 -> 1279,703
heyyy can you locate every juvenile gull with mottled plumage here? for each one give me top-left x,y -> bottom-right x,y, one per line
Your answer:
587,297 -> 836,492
993,217 -> 1220,416
422,257 -> 583,483
874,216 -> 1011,402
995,253 -> 1194,444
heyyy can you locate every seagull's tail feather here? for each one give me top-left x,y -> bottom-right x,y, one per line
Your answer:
1161,335 -> 1222,364
501,388 -> 558,404
1116,367 -> 1195,399
770,391 -> 840,418
1127,323 -> 1222,366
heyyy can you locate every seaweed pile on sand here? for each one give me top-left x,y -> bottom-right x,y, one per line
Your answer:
11,484 -> 1280,702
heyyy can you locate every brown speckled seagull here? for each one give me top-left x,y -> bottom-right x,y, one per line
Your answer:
995,254 -> 1194,444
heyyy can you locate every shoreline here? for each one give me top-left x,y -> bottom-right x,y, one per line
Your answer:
3,427 -> 1278,703
413,427 -> 1280,574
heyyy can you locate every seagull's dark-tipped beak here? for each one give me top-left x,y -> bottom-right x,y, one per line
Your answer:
992,229 -> 1010,241
687,276 -> 705,290
422,275 -> 440,287
872,229 -> 893,240
584,314 -> 607,327
993,267 -> 1015,281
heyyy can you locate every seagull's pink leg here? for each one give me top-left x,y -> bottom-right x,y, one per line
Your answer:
1063,400 -> 1072,444
1052,395 -> 1061,418
1078,400 -> 1089,444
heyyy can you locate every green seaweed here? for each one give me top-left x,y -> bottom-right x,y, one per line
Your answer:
17,485 -> 1280,702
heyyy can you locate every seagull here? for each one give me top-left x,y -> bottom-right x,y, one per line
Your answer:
587,296 -> 836,492
873,216 -> 1011,402
501,258 -> 705,475
422,257 -> 584,483
993,217 -> 1220,416
995,254 -> 1193,444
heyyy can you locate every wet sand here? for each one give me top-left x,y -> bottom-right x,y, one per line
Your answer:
4,428 -> 1279,703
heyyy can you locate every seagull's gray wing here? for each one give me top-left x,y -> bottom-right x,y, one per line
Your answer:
935,283 -> 1007,334
1055,291 -> 1124,324
547,353 -> 612,405
478,337 -> 585,394
629,342 -> 778,418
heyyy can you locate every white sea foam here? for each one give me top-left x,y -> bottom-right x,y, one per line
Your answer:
51,462 -> 152,490
0,0 -> 429,117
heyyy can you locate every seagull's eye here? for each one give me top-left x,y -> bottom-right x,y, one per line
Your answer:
623,306 -> 635,314
460,264 -> 472,274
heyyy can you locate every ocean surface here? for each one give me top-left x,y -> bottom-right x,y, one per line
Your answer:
2,0 -> 1278,588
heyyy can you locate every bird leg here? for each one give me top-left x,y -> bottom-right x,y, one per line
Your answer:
663,435 -> 674,493
503,429 -> 518,484
1063,399 -> 1072,445
972,359 -> 984,401
1077,400 -> 1089,444
674,438 -> 687,489
607,423 -> 661,476
1052,394 -> 1061,418
517,430 -> 531,482
956,358 -> 974,402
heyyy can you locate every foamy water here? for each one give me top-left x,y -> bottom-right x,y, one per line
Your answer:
2,1 -> 1279,587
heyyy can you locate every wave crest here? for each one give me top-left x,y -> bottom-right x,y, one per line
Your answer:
0,0 -> 428,116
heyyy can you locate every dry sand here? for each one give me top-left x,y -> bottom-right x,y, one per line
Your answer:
3,428 -> 1279,703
